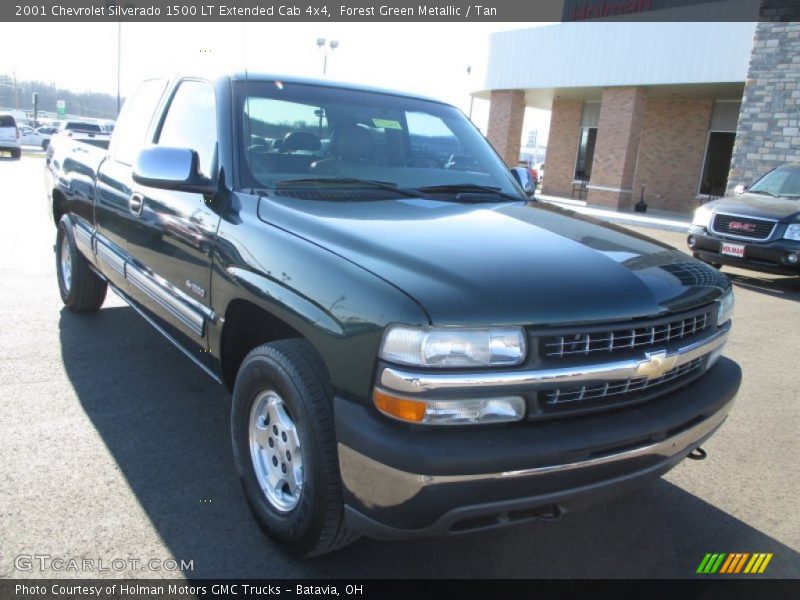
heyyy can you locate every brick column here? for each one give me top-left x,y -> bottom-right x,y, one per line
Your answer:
587,87 -> 647,210
728,21 -> 800,191
541,99 -> 583,198
486,90 -> 525,167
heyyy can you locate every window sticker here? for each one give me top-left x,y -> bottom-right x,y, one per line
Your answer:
372,118 -> 402,130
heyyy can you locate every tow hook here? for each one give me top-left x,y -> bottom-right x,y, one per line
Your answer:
687,447 -> 707,461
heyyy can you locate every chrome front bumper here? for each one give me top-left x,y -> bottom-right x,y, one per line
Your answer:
337,325 -> 739,539
339,398 -> 731,509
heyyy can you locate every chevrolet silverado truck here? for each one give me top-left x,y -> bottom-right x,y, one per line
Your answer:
46,73 -> 741,557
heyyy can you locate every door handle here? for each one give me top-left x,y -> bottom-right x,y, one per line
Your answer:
129,192 -> 144,216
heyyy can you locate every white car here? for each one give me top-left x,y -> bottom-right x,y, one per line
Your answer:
0,113 -> 21,158
35,126 -> 58,149
19,126 -> 45,148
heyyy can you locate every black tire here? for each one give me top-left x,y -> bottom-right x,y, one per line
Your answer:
10,147 -> 21,159
42,140 -> 50,150
231,339 -> 360,557
56,216 -> 107,312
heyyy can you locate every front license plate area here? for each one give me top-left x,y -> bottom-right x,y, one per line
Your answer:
721,242 -> 745,257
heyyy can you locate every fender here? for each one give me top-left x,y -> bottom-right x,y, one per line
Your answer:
208,198 -> 430,401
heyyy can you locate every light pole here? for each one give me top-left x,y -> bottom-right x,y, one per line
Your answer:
116,22 -> 122,115
316,38 -> 339,76
466,65 -> 475,121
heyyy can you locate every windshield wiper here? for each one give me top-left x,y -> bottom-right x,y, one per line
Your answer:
274,177 -> 422,199
748,189 -> 778,197
415,183 -> 523,202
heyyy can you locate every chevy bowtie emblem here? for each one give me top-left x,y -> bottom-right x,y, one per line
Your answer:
635,350 -> 678,380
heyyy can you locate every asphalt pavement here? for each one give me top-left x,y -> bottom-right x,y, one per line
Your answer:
1,155 -> 798,579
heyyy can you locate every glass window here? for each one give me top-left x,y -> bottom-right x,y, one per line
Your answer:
111,79 -> 167,166
575,127 -> 597,180
64,122 -> 102,132
749,165 -> 800,198
0,115 -> 15,127
406,111 -> 483,173
236,81 -> 514,193
158,80 -> 217,177
699,132 -> 735,196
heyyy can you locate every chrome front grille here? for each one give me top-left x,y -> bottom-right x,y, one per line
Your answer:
542,310 -> 712,359
544,357 -> 705,406
711,213 -> 776,240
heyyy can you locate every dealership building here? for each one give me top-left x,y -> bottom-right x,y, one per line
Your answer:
480,7 -> 800,213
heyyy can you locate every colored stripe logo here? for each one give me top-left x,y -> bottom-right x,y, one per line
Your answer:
697,553 -> 773,574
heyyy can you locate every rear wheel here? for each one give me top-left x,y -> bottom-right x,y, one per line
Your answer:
10,147 -> 21,159
231,339 -> 359,557
56,217 -> 107,312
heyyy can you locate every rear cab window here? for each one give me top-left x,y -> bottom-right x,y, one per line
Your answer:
155,80 -> 217,177
109,79 -> 168,165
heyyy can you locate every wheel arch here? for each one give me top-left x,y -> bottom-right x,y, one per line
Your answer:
52,188 -> 69,226
219,299 -> 309,391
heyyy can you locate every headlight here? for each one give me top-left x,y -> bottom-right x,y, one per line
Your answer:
379,325 -> 527,368
717,289 -> 734,326
692,205 -> 713,228
784,223 -> 800,241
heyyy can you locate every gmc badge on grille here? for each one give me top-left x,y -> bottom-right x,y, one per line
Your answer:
728,221 -> 757,233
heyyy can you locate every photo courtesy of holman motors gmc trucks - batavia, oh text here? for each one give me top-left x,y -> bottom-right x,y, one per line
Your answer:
45,72 -> 740,557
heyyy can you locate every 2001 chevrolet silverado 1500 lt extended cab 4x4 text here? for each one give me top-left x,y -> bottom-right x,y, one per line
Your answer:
45,73 -> 741,557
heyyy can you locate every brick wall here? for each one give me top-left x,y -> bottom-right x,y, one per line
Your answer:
541,99 -> 583,198
632,98 -> 714,213
728,21 -> 800,190
587,87 -> 646,209
486,90 -> 525,167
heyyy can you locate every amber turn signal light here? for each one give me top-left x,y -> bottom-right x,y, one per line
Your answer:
373,389 -> 426,423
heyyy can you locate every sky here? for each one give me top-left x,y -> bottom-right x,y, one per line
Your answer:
0,22 -> 551,144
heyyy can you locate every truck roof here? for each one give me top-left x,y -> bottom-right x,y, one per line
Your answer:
178,71 -> 455,108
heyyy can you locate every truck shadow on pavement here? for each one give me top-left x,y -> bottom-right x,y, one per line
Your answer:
59,305 -> 800,579
726,271 -> 800,302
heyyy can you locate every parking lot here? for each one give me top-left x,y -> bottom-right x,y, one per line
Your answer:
1,154 -> 798,579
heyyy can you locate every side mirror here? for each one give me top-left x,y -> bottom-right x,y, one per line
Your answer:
132,146 -> 216,195
510,167 -> 535,197
734,184 -> 747,195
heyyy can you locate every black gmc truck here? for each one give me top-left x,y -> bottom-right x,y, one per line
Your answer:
45,73 -> 741,557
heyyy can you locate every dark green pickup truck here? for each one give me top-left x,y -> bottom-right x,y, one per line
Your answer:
45,73 -> 740,557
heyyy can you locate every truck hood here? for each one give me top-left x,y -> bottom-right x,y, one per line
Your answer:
257,196 -> 728,326
706,194 -> 800,221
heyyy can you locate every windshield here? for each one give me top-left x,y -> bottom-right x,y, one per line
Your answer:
63,122 -> 102,133
748,165 -> 800,198
235,81 -> 520,196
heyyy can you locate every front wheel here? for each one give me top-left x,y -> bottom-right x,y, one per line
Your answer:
56,217 -> 107,312
231,339 -> 359,557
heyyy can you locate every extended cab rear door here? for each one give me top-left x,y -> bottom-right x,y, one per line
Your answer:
95,79 -> 168,291
124,79 -> 220,358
